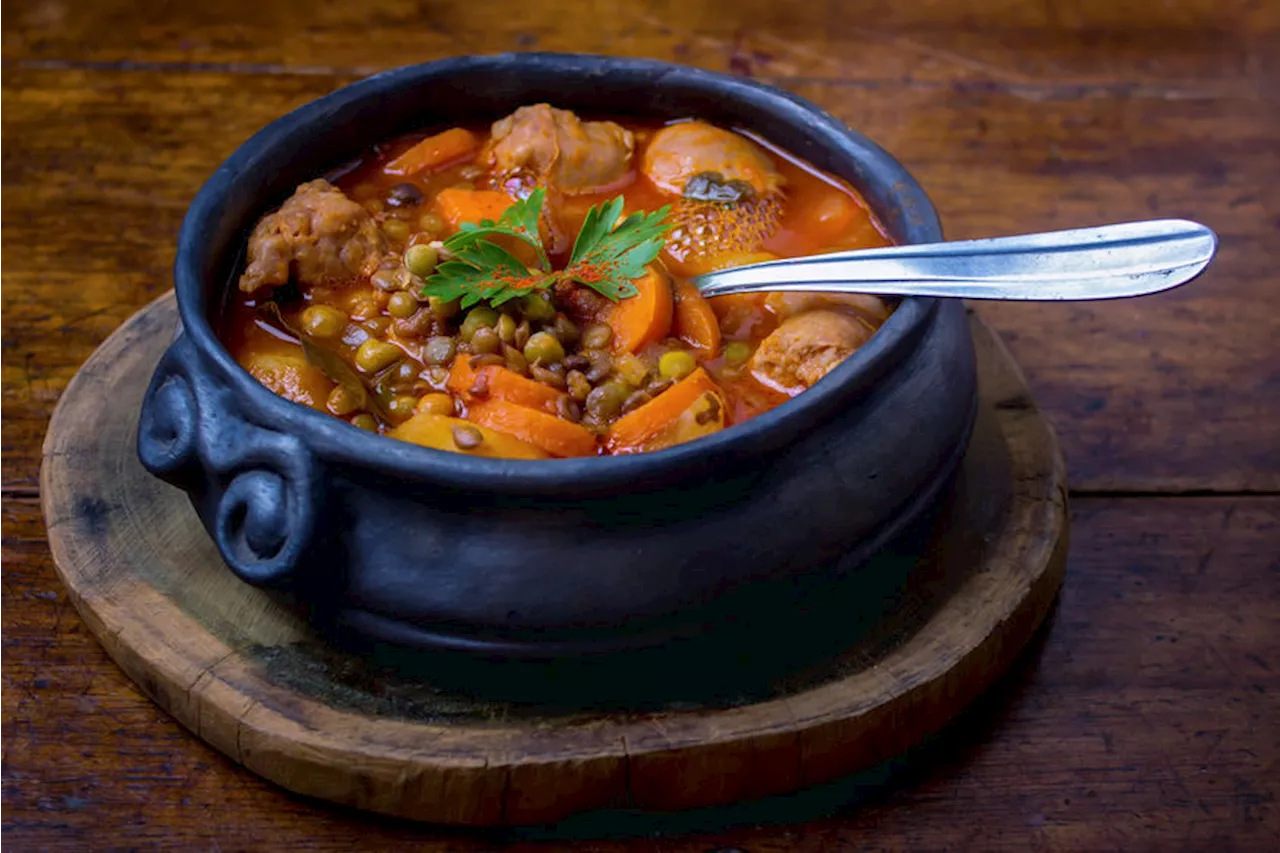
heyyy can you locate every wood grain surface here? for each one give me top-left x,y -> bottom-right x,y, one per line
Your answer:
4,0 -> 1279,848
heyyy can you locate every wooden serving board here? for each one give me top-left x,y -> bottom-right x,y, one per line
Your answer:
40,292 -> 1067,826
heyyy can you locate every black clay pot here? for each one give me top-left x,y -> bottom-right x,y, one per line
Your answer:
137,53 -> 977,659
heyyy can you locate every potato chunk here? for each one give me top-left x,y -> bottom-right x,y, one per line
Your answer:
750,310 -> 874,392
389,412 -> 549,460
241,351 -> 333,411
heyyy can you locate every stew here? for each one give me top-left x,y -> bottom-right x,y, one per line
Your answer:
222,104 -> 894,459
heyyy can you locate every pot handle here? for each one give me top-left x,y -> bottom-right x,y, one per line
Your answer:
138,334 -> 321,588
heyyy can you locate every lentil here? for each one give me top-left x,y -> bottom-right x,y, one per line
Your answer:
452,423 -> 484,449
529,364 -> 567,389
471,326 -> 500,354
422,336 -> 456,366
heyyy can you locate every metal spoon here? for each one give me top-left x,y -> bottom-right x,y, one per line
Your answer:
690,219 -> 1217,301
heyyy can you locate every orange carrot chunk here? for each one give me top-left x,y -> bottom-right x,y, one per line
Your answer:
448,359 -> 564,415
606,264 -> 674,354
432,188 -> 518,232
606,367 -> 727,454
467,399 -> 599,458
383,128 -> 479,177
672,279 -> 721,359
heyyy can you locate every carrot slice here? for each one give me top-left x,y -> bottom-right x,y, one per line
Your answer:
606,264 -> 674,354
447,358 -> 564,414
672,278 -> 721,359
606,367 -> 726,454
467,399 -> 599,458
432,188 -> 517,232
384,128 -> 479,177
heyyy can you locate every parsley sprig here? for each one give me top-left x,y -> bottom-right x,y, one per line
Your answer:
421,190 -> 670,309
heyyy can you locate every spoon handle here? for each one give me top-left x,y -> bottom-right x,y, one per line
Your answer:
691,219 -> 1218,301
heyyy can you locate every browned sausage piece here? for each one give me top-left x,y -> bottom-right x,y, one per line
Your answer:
488,104 -> 634,194
239,179 -> 387,294
642,121 -> 782,197
749,309 -> 874,392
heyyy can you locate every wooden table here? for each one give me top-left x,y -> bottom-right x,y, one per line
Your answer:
3,1 -> 1277,848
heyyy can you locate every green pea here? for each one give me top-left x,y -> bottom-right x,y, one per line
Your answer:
300,305 -> 347,339
459,306 -> 499,341
355,339 -> 401,373
382,219 -> 411,242
523,331 -> 565,366
404,244 -> 439,278
387,291 -> 419,319
659,350 -> 697,381
520,291 -> 556,323
418,212 -> 445,236
724,341 -> 752,366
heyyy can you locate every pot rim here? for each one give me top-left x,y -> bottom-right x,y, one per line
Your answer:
173,52 -> 944,496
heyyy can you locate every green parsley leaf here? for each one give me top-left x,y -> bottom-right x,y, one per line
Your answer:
421,189 -> 671,309
428,240 -> 545,309
442,188 -> 550,272
564,199 -> 672,302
